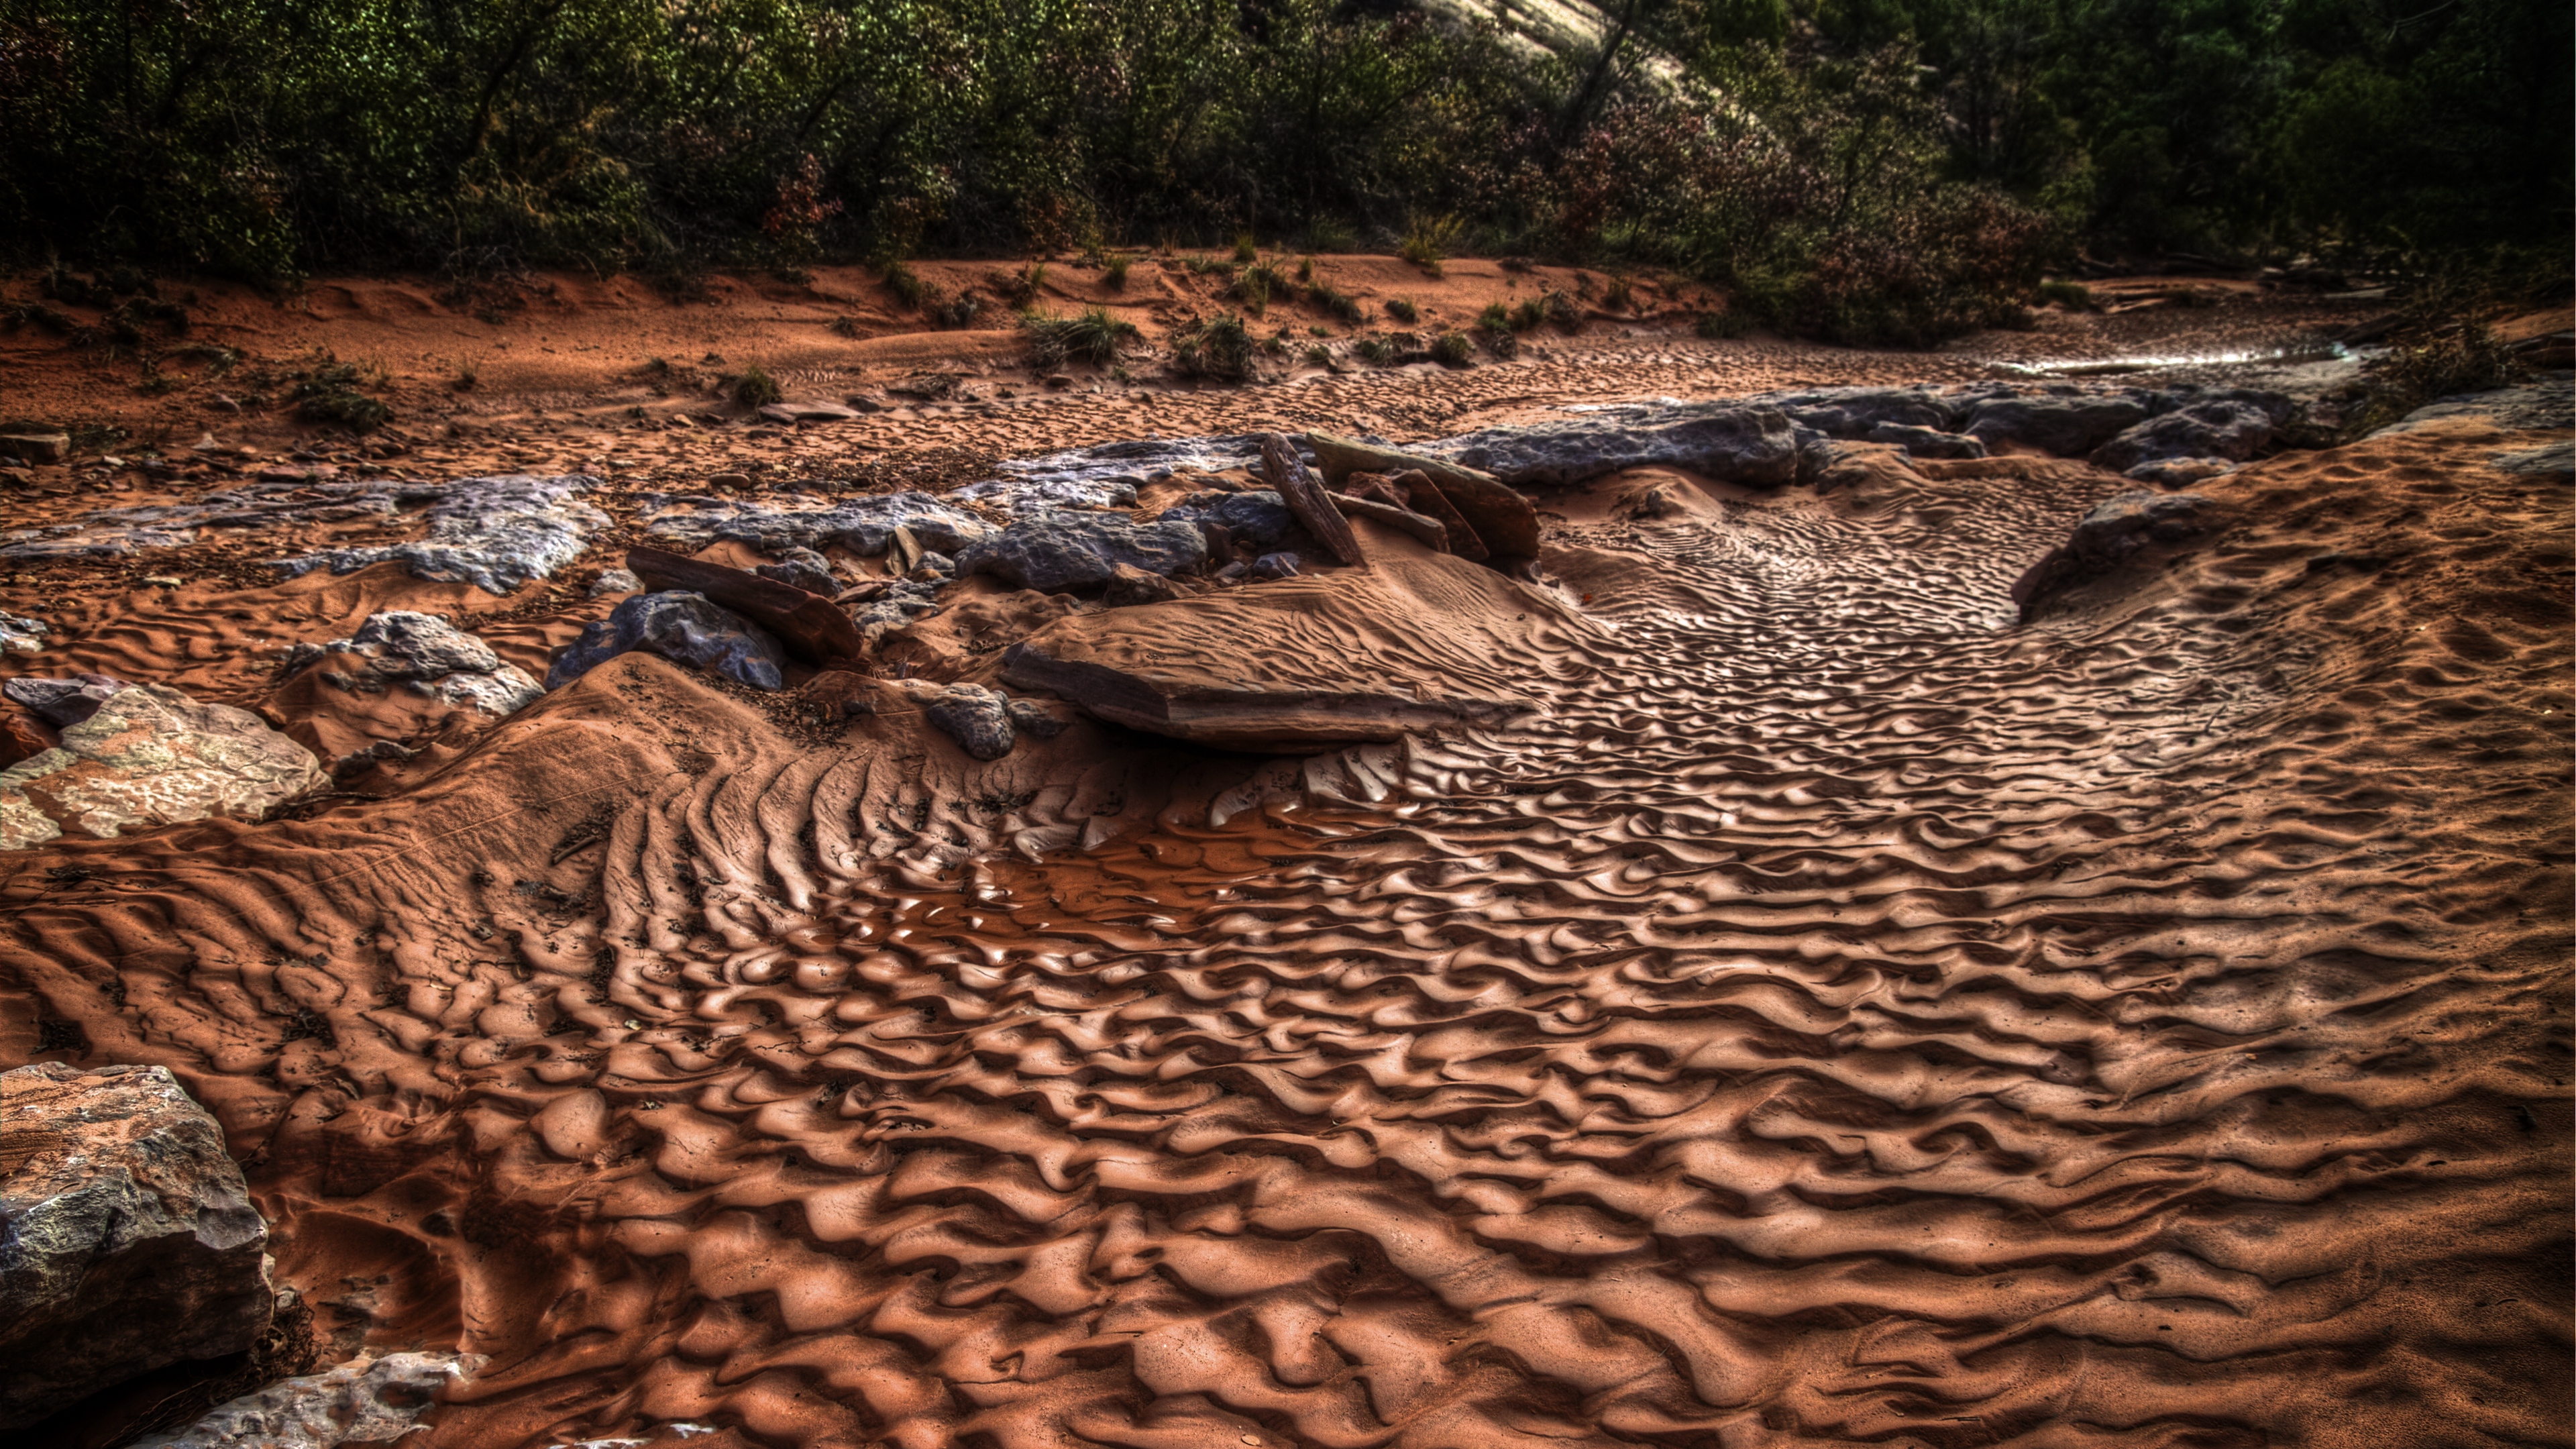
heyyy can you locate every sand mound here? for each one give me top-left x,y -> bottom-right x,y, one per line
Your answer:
0,358 -> 2565,1449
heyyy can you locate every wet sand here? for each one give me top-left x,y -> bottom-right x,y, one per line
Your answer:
0,268 -> 2565,1449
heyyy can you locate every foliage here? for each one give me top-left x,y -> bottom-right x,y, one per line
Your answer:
1429,331 -> 1475,367
1021,305 -> 1138,366
732,365 -> 782,408
1172,312 -> 1253,380
1384,298 -> 1419,324
1102,254 -> 1134,290
0,0 -> 2555,345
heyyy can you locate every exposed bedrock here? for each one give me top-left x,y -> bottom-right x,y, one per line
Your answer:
1428,405 -> 1804,490
545,590 -> 789,692
957,511 -> 1209,593
0,1063 -> 274,1429
0,682 -> 323,849
2010,490 -> 2226,618
129,1351 -> 481,1449
1962,394 -> 2153,456
279,612 -> 543,718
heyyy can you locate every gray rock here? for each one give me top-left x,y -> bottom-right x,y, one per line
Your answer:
272,474 -> 609,594
2491,440 -> 2573,478
2125,457 -> 2238,488
1781,388 -> 1958,436
1962,395 -> 2151,456
588,568 -> 642,597
1007,698 -> 1072,741
2091,398 -> 2276,473
1432,405 -> 1802,488
3,673 -> 126,727
0,612 -> 44,655
908,682 -> 1015,759
0,1063 -> 273,1428
1866,423 -> 1988,460
1100,564 -> 1186,608
916,550 -> 957,576
643,490 -> 989,557
954,435 -> 1272,514
129,1350 -> 481,1449
1251,551 -> 1302,580
851,580 -> 945,641
957,512 -> 1208,592
1158,490 -> 1306,552
754,547 -> 841,596
280,612 -> 542,717
0,476 -> 452,563
2010,491 -> 2222,616
0,684 -> 323,849
2379,379 -> 2575,435
545,592 -> 788,692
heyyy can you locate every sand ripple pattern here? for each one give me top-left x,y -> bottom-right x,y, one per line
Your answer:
3,425 -> 2566,1448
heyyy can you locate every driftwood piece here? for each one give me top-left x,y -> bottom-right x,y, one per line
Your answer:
1328,494 -> 1450,552
1385,468 -> 1489,561
628,545 -> 865,663
1259,432 -> 1364,566
1303,431 -> 1538,557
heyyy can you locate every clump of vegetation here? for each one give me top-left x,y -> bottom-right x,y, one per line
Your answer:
1184,253 -> 1232,276
451,357 -> 479,391
1232,234 -> 1258,263
885,262 -> 930,310
1543,289 -> 1580,331
936,292 -> 985,329
1478,302 -> 1515,333
289,358 -> 390,431
1021,305 -> 1138,366
1384,297 -> 1419,324
1356,337 -> 1395,365
1102,254 -> 1134,290
1173,313 -> 1254,380
1305,281 -> 1364,327
1476,322 -> 1520,359
1232,259 -> 1291,315
991,262 -> 1046,308
1303,343 -> 1332,368
1401,215 -> 1460,275
1601,276 -> 1634,312
2034,279 -> 2096,311
1295,256 -> 1313,283
1430,331 -> 1474,367
732,364 -> 782,407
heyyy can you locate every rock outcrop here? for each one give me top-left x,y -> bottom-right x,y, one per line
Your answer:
2091,397 -> 2278,474
1,1063 -> 273,1429
1304,434 -> 1538,557
2010,491 -> 2224,617
129,1352 -> 479,1449
627,547 -> 864,663
956,511 -> 1208,592
279,612 -> 543,719
643,490 -> 989,557
546,592 -> 790,691
272,474 -> 610,594
1431,406 -> 1803,490
0,682 -> 323,849
1962,395 -> 2152,456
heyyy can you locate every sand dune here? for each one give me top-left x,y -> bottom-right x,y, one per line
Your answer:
0,286 -> 2565,1449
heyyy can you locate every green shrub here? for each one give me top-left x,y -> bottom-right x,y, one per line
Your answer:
1477,302 -> 1513,333
1303,343 -> 1331,367
733,364 -> 782,407
1022,305 -> 1138,366
1356,337 -> 1395,364
1601,276 -> 1634,312
1385,297 -> 1419,324
2034,279 -> 2096,311
1305,281 -> 1364,327
1102,254 -> 1134,290
1430,331 -> 1474,367
1232,260 -> 1289,315
1173,312 -> 1254,380
1401,214 -> 1460,275
1232,234 -> 1258,263
886,262 -> 930,310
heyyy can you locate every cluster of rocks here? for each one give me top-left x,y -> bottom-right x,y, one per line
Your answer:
0,678 -> 324,850
1752,382 -> 2304,482
279,612 -> 543,718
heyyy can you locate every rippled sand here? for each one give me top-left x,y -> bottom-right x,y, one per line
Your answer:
2,382 -> 2567,1448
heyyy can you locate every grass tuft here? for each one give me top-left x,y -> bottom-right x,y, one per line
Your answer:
733,364 -> 783,407
1172,312 -> 1254,380
1021,305 -> 1139,367
1430,331 -> 1474,367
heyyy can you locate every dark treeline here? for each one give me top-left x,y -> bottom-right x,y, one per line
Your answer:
0,0 -> 2565,340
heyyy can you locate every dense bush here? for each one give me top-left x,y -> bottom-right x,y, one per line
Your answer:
0,0 -> 2560,345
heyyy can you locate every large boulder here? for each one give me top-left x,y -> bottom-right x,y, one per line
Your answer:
1962,394 -> 2151,456
1781,388 -> 1957,436
2091,398 -> 2277,474
957,512 -> 1208,592
1433,406 -> 1802,490
0,682 -> 323,851
2010,491 -> 2224,617
1,1063 -> 273,1428
279,612 -> 543,718
545,591 -> 788,692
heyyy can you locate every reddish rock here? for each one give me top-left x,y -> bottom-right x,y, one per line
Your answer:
1,1063 -> 273,1428
627,545 -> 864,663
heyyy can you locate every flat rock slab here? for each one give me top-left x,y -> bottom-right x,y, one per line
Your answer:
758,400 -> 862,423
627,546 -> 864,663
1000,532 -> 1553,751
957,511 -> 1208,593
130,1351 -> 480,1449
1304,433 -> 1537,557
643,490 -> 989,557
1,1063 -> 272,1429
1428,406 -> 1804,492
0,683 -> 323,850
0,433 -> 68,465
272,474 -> 610,594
